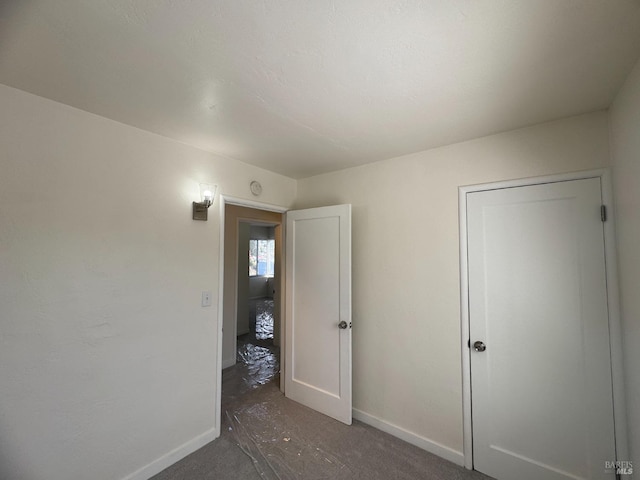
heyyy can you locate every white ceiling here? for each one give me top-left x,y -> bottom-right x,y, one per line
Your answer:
1,1 -> 640,179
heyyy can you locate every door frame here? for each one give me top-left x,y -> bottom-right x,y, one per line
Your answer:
458,168 -> 628,470
215,194 -> 288,438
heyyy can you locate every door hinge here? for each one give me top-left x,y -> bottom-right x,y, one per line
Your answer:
601,205 -> 607,222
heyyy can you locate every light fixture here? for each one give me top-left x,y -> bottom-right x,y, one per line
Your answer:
193,183 -> 217,221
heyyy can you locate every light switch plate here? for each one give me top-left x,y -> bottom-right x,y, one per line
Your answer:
201,291 -> 212,307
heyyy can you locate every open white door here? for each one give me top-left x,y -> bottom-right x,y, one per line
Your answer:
285,204 -> 352,425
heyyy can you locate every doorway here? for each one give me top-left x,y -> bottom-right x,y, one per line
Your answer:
236,222 -> 279,390
458,170 -> 628,479
215,198 -> 353,437
221,204 -> 284,382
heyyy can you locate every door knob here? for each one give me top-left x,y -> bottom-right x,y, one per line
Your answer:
338,321 -> 348,329
473,341 -> 486,352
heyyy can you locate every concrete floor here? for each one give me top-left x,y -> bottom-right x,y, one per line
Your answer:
152,299 -> 492,480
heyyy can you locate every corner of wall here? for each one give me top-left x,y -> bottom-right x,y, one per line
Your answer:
121,428 -> 218,480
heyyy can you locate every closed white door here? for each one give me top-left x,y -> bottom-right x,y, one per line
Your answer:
285,204 -> 352,424
467,178 -> 616,480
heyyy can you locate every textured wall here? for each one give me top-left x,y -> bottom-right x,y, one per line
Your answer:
295,111 -> 611,456
0,85 -> 296,480
610,56 -> 640,470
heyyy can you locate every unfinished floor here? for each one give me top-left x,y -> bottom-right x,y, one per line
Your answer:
152,299 -> 491,479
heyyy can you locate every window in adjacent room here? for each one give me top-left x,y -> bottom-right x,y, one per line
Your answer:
249,239 -> 275,277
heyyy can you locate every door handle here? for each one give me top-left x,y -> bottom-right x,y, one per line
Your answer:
473,341 -> 486,352
338,321 -> 348,329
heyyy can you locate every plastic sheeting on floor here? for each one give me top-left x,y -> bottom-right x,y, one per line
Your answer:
236,343 -> 279,390
255,299 -> 274,340
225,390 -> 353,480
153,337 -> 492,480
224,339 -> 352,479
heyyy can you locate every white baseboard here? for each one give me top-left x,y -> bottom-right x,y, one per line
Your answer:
222,356 -> 236,369
352,408 -> 464,467
122,427 -> 218,480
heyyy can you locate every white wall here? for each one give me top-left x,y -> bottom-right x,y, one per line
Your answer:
610,56 -> 640,468
237,223 -> 251,335
294,111 -> 612,456
249,276 -> 270,298
0,84 -> 296,480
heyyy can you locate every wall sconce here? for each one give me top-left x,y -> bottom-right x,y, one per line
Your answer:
193,183 -> 217,221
